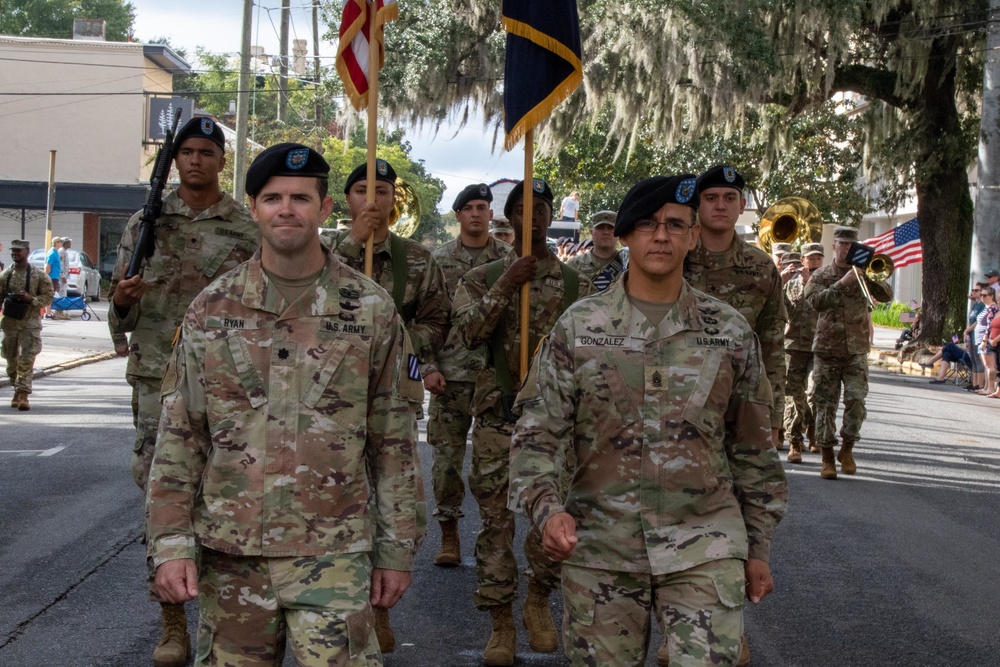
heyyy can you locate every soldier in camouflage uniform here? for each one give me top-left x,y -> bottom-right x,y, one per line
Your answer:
685,165 -> 787,450
1,239 -> 54,410
108,116 -> 260,667
510,175 -> 787,667
326,158 -> 448,652
428,183 -> 510,568
567,211 -> 625,291
805,226 -> 892,479
490,218 -> 516,246
147,143 -> 423,667
453,178 -> 591,666
783,244 -> 824,461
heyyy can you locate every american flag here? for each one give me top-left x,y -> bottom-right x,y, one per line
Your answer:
863,218 -> 922,269
336,0 -> 398,111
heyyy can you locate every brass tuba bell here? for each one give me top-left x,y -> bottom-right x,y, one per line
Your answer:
389,178 -> 422,238
758,196 -> 823,253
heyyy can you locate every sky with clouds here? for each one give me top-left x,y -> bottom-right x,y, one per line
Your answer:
129,0 -> 524,211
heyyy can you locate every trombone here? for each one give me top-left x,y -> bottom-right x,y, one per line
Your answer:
851,249 -> 894,308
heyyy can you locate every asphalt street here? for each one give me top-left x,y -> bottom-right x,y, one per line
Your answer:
0,342 -> 998,666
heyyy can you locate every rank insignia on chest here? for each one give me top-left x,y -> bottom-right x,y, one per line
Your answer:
646,366 -> 669,391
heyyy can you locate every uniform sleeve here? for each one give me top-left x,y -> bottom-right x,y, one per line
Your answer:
32,266 -> 54,308
107,211 -> 142,335
147,310 -> 211,566
407,253 -> 451,377
805,268 -> 848,311
366,305 -> 423,571
453,264 -> 517,350
724,330 -> 788,563
509,317 -> 576,532
756,266 -> 787,429
331,232 -> 364,263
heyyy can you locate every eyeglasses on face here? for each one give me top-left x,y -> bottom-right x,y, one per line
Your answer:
632,219 -> 693,236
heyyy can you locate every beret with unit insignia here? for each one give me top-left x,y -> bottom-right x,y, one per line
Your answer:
503,178 -> 554,219
172,116 -> 226,157
343,158 -> 397,194
452,183 -> 494,211
615,174 -> 699,237
696,164 -> 746,194
245,142 -> 330,197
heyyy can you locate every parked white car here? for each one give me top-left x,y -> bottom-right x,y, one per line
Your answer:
27,249 -> 102,301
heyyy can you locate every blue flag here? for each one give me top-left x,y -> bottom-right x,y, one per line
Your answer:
502,0 -> 583,151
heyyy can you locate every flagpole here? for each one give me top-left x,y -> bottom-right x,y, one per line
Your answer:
363,0 -> 378,277
520,128 -> 534,379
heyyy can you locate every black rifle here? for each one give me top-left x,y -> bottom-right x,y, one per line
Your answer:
125,112 -> 182,279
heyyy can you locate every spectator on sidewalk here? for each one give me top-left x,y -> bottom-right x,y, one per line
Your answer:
922,342 -> 972,384
986,304 -> 1000,398
976,286 -> 998,395
964,285 -> 986,390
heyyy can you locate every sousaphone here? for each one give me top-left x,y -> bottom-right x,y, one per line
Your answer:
758,196 -> 823,253
390,178 -> 422,238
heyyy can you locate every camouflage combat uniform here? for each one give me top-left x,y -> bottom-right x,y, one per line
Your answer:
1,264 -> 54,393
509,278 -> 787,666
453,249 -> 591,609
804,264 -> 892,448
147,248 -> 424,666
327,230 -> 450,381
783,273 -> 817,447
566,249 -> 623,288
428,235 -> 510,520
685,237 -> 788,434
108,191 -> 259,492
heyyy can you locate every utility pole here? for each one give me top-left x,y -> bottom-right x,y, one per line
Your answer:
234,0 -> 253,202
44,150 -> 56,250
313,0 -> 322,127
972,0 -> 1000,281
278,0 -> 290,123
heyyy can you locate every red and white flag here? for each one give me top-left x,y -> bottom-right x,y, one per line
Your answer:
863,217 -> 922,269
336,0 -> 398,111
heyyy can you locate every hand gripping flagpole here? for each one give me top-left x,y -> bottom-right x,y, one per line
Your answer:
519,129 -> 534,379
364,0 -> 378,277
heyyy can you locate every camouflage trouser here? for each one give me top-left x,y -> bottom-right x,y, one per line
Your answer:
561,559 -> 744,666
783,350 -> 815,445
426,380 -> 474,520
470,408 -> 561,610
809,353 -> 868,448
128,374 -> 162,491
195,549 -> 381,667
2,325 -> 42,393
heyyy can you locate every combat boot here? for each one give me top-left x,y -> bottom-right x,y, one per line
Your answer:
434,519 -> 461,567
152,603 -> 189,667
820,447 -> 838,480
523,581 -> 558,652
373,606 -> 395,653
786,441 -> 803,464
10,391 -> 21,408
656,641 -> 669,666
838,441 -> 857,475
17,391 -> 29,412
483,604 -> 516,666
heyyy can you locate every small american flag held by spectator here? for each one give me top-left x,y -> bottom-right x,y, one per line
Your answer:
863,218 -> 922,269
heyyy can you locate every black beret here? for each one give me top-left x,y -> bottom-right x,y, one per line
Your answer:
343,159 -> 397,194
172,116 -> 225,157
615,174 -> 698,237
503,178 -> 554,219
452,183 -> 493,211
696,165 -> 745,194
245,143 -> 330,198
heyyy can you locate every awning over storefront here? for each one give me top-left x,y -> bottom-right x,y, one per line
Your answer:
0,180 -> 149,214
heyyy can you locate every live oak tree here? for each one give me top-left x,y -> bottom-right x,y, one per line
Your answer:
0,0 -> 135,41
374,0 -> 987,340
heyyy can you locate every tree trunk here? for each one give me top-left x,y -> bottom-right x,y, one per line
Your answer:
913,36 -> 975,343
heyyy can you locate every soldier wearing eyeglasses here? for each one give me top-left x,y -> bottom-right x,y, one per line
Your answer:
510,175 -> 786,667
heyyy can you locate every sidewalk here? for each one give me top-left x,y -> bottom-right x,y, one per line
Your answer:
0,302 -> 117,389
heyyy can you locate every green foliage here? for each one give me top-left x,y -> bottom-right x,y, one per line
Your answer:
871,302 -> 915,329
0,0 -> 135,41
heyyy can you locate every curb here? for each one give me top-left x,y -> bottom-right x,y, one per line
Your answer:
0,350 -> 118,389
868,349 -> 937,378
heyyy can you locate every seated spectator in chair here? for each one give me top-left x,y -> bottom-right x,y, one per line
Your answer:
896,310 -> 922,350
921,342 -> 972,384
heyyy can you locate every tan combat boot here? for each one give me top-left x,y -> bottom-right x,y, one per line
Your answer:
17,391 -> 30,411
737,630 -> 751,666
483,604 -> 516,666
523,581 -> 558,653
656,640 -> 669,665
152,603 -> 189,667
820,447 -> 838,480
786,441 -> 803,464
434,519 -> 461,567
373,606 -> 395,653
10,391 -> 21,408
838,441 -> 857,475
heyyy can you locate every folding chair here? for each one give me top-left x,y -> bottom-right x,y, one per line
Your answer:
943,354 -> 972,386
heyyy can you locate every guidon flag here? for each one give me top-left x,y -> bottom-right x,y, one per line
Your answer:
336,0 -> 398,111
502,0 -> 583,151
